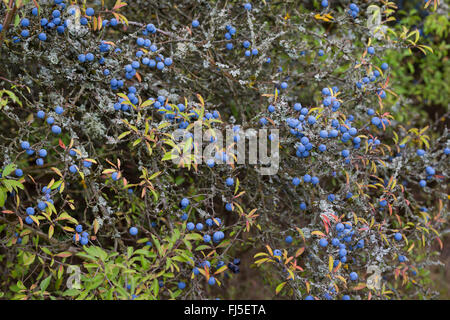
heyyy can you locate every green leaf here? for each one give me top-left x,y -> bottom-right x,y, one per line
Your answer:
275,281 -> 287,295
151,235 -> 162,256
40,275 -> 52,292
162,151 -> 177,161
185,233 -> 204,241
0,188 -> 6,207
118,131 -> 131,140
195,245 -> 210,251
1,163 -> 16,177
63,288 -> 81,297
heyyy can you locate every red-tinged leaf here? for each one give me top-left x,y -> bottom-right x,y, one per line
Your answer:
321,216 -> 330,234
436,237 -> 443,250
48,225 -> 54,239
352,283 -> 366,290
55,252 -> 72,258
59,139 -> 66,149
394,268 -> 400,280
2,210 -> 14,214
329,213 -> 339,222
333,262 -> 342,273
97,16 -> 102,30
135,72 -> 142,83
51,167 -> 63,177
113,0 -> 128,10
112,12 -> 121,21
384,76 -> 390,88
295,247 -> 305,257
311,230 -> 326,237
93,219 -> 100,234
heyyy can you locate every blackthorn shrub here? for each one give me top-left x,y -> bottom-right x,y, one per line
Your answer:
0,0 -> 448,300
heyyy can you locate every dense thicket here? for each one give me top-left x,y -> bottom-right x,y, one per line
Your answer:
0,0 -> 448,300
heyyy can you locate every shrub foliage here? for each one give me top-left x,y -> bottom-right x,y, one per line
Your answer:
0,0 -> 448,300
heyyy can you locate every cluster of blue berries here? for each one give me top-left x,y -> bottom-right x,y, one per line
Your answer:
348,3 -> 360,18
73,224 -> 90,246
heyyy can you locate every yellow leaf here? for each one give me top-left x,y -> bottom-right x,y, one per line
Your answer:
311,230 -> 326,237
276,282 -> 287,295
48,225 -> 54,239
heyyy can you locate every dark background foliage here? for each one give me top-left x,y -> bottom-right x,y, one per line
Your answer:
0,0 -> 448,300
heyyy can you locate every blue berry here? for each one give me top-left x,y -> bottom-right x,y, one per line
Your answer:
425,166 -> 435,175
37,110 -> 46,119
52,10 -> 61,18
80,237 -> 88,245
196,223 -> 204,231
292,177 -> 301,186
21,141 -> 30,150
55,106 -> 64,114
186,222 -> 195,231
180,198 -> 190,208
38,149 -> 47,157
416,149 -> 425,156
38,33 -> 47,41
21,29 -> 30,37
213,231 -> 224,242
129,227 -> 138,236
164,57 -> 173,66
319,238 -> 328,247
51,125 -> 61,134
69,165 -> 78,173
37,201 -> 47,211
